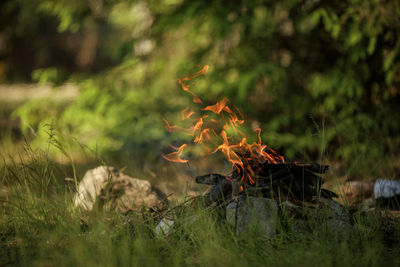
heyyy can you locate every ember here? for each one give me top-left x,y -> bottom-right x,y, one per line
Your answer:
162,65 -> 337,205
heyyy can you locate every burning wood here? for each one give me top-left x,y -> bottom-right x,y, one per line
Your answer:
162,65 -> 337,206
155,64 -> 398,237
158,66 -> 341,238
196,161 -> 337,207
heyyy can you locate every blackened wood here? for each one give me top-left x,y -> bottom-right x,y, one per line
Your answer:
197,160 -> 336,204
195,173 -> 227,185
296,162 -> 329,174
321,188 -> 338,199
204,179 -> 232,206
231,161 -> 335,201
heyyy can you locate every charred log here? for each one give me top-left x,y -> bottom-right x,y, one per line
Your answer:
196,173 -> 227,185
203,179 -> 232,206
196,161 -> 337,206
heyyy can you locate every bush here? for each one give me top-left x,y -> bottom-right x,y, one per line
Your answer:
5,0 -> 399,165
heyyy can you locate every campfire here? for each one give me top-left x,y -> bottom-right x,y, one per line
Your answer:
162,65 -> 337,207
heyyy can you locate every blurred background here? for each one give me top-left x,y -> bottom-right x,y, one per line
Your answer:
0,0 -> 399,195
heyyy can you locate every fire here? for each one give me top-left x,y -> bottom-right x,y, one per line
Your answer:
161,116 -> 179,133
181,107 -> 195,120
202,97 -> 229,114
194,128 -> 210,144
162,144 -> 188,163
162,65 -> 285,185
177,65 -> 209,104
193,116 -> 206,132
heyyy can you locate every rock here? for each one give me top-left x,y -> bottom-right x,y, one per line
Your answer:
317,198 -> 352,232
290,219 -> 309,234
73,166 -> 167,212
280,201 -> 308,234
226,196 -> 278,238
73,166 -> 117,210
155,218 -> 175,236
343,181 -> 374,203
363,209 -> 400,244
280,200 -> 302,218
341,179 -> 400,208
360,197 -> 374,211
374,179 -> 400,199
374,179 -> 400,208
99,174 -> 167,213
284,198 -> 352,234
318,198 -> 348,218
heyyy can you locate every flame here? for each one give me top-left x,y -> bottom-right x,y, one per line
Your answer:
161,116 -> 179,133
181,107 -> 195,120
162,144 -> 188,163
193,116 -> 207,132
179,81 -> 203,104
194,128 -> 211,144
162,65 -> 285,185
177,65 -> 209,104
212,130 -> 243,168
202,97 -> 229,114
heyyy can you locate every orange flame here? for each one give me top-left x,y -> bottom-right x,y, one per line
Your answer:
194,128 -> 211,144
193,116 -> 206,132
162,144 -> 188,163
162,65 -> 285,185
202,97 -> 229,114
179,81 -> 203,104
161,116 -> 179,133
181,107 -> 195,120
212,130 -> 243,171
177,65 -> 209,104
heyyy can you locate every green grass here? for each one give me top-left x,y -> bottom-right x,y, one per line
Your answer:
1,146 -> 400,266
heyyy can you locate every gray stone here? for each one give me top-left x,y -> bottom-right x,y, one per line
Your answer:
284,198 -> 353,234
155,218 -> 175,236
318,197 -> 349,219
280,200 -> 302,218
315,198 -> 352,232
226,196 -> 278,238
73,166 -> 167,212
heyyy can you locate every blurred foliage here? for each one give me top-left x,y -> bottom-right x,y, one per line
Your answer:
2,0 -> 400,166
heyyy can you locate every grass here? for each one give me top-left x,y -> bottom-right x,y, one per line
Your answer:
1,144 -> 400,266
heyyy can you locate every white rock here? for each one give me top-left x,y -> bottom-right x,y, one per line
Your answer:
155,218 -> 175,236
99,174 -> 166,213
73,166 -> 117,210
374,179 -> 400,199
73,166 -> 166,212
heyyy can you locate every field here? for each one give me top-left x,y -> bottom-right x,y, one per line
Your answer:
1,138 -> 400,266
